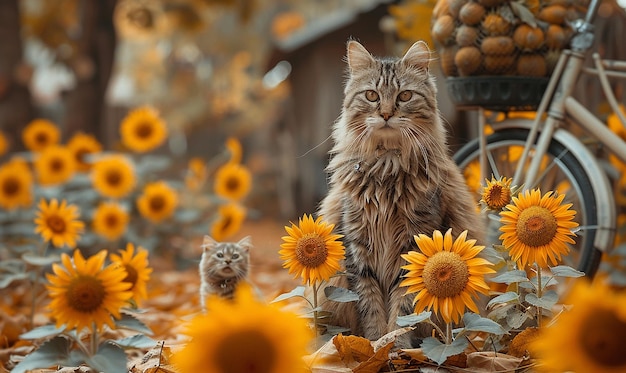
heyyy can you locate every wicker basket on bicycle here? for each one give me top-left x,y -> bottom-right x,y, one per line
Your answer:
431,0 -> 589,111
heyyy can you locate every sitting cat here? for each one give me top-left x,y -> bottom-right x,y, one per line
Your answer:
318,40 -> 484,342
199,235 -> 252,309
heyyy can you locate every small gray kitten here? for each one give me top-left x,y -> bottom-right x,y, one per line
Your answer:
199,235 -> 252,309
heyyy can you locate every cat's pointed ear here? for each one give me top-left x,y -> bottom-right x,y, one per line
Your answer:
237,236 -> 253,251
401,41 -> 431,71
202,235 -> 218,252
346,41 -> 375,73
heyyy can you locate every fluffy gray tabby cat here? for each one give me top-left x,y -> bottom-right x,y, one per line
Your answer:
318,40 -> 484,341
199,235 -> 252,309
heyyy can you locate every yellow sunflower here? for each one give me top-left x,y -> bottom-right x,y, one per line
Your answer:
91,155 -> 136,199
499,188 -> 578,269
184,157 -> 207,192
480,176 -> 514,211
211,203 -> 246,241
531,281 -> 626,372
92,202 -> 129,241
22,118 -> 60,152
214,162 -> 252,201
34,145 -> 76,186
225,137 -> 243,164
136,181 -> 178,223
0,157 -> 33,210
279,214 -> 345,285
34,198 -> 85,249
110,243 -> 152,305
45,250 -> 133,332
173,285 -> 312,373
119,106 -> 168,153
66,132 -> 103,172
400,229 -> 495,324
0,130 -> 8,156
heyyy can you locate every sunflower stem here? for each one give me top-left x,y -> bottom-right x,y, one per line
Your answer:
29,242 -> 49,328
536,265 -> 543,328
445,322 -> 453,345
90,323 -> 98,356
312,281 -> 319,340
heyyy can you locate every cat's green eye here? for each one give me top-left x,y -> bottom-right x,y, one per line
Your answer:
398,90 -> 412,102
216,252 -> 224,258
232,253 -> 239,259
365,90 -> 379,102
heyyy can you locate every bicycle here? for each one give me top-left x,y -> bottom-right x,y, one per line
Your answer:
450,0 -> 626,278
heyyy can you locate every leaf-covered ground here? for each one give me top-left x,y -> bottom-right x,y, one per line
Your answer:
1,218 -> 300,372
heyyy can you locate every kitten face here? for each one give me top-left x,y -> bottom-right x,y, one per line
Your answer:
337,41 -> 444,160
200,236 -> 251,279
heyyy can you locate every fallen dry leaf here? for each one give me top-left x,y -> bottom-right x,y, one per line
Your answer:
466,351 -> 524,372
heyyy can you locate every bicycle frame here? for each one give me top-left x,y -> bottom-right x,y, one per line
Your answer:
476,0 -> 626,253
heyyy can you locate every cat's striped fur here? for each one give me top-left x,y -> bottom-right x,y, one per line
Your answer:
199,235 -> 252,309
318,41 -> 484,342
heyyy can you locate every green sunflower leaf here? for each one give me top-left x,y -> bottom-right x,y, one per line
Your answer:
271,286 -> 306,303
10,336 -> 71,373
21,253 -> 61,266
462,312 -> 508,335
70,342 -> 127,373
0,272 -> 30,289
490,270 -> 529,284
396,311 -> 432,327
114,334 -> 158,349
487,292 -> 519,308
19,324 -> 66,340
115,312 -> 153,335
421,336 -> 468,365
524,290 -> 558,310
324,286 -> 359,303
549,265 -> 585,278
506,308 -> 531,329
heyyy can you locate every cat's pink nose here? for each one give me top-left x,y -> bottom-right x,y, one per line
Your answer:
381,112 -> 392,121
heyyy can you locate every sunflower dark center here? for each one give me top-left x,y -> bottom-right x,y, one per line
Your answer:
50,157 -> 64,172
486,184 -> 510,209
295,233 -> 328,268
135,122 -> 153,139
149,195 -> 165,211
516,206 -> 557,247
75,148 -> 89,164
219,215 -> 233,232
423,251 -> 469,298
214,329 -> 276,373
66,275 -> 106,313
226,176 -> 240,192
105,213 -> 119,228
35,132 -> 49,146
123,264 -> 138,289
46,216 -> 67,233
105,170 -> 122,186
2,177 -> 20,196
579,308 -> 626,367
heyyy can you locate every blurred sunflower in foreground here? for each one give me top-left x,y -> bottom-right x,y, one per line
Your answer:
173,285 -> 312,373
499,188 -> 578,269
401,229 -> 495,324
279,214 -> 345,286
531,280 -> 626,372
45,250 -> 133,332
34,198 -> 85,249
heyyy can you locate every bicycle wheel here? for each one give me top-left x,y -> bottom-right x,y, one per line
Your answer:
454,128 -> 602,277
